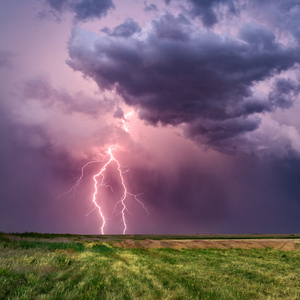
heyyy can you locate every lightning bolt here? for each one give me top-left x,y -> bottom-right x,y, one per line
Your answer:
90,144 -> 146,235
58,159 -> 104,201
59,112 -> 148,234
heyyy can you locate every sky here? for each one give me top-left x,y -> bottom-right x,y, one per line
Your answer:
0,0 -> 300,235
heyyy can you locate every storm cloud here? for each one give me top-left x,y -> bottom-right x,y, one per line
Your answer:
40,0 -> 115,22
2,0 -> 300,235
101,18 -> 141,37
187,0 -> 237,27
170,0 -> 300,37
67,11 -> 300,155
166,0 -> 237,27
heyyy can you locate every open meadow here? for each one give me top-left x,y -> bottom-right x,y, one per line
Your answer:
1,232 -> 300,299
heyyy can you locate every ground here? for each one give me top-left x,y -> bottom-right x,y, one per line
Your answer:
1,233 -> 300,299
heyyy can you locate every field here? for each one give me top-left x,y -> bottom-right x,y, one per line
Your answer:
1,232 -> 300,299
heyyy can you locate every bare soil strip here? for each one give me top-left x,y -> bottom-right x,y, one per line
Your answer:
113,239 -> 300,251
3,233 -> 300,250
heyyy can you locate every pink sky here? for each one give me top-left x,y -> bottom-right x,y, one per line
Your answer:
1,0 -> 300,234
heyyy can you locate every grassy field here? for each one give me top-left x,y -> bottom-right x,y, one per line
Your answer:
1,233 -> 300,299
6,232 -> 300,240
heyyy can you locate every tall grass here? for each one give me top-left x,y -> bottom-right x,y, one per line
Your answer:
1,240 -> 85,252
0,235 -> 300,299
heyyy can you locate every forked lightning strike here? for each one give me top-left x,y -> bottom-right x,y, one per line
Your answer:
59,111 -> 148,234
90,145 -> 149,234
58,160 -> 104,200
60,145 -> 148,234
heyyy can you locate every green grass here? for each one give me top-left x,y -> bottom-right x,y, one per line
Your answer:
5,232 -> 77,239
1,240 -> 85,252
2,231 -> 300,241
1,234 -> 300,299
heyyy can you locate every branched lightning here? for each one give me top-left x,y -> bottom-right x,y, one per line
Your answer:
58,159 -> 104,201
59,111 -> 148,234
92,145 -> 148,234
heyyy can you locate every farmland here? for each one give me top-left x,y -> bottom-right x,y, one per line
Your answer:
1,232 -> 300,299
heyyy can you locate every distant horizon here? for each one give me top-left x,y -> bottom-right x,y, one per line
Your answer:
2,232 -> 300,237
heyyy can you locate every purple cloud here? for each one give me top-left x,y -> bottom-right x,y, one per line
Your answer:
67,12 -> 300,155
23,76 -> 116,117
144,1 -> 159,13
101,18 -> 141,37
40,0 -> 115,22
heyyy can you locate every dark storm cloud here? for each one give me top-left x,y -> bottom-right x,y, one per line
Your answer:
101,18 -> 141,37
286,5 -> 300,44
23,76 -> 115,117
169,0 -> 300,37
229,0 -> 300,45
269,78 -> 300,109
246,0 -> 300,45
152,13 -> 191,41
165,0 -> 237,27
67,12 -> 299,154
4,0 -> 300,237
185,116 -> 260,145
187,0 -> 237,27
0,50 -> 15,68
239,22 -> 277,51
40,0 -> 115,22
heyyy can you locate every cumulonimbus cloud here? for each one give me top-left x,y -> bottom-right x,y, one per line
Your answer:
165,0 -> 237,27
170,0 -> 300,37
66,2 -> 300,156
40,0 -> 115,22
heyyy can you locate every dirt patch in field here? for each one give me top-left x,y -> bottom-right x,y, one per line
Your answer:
3,233 -> 300,251
113,239 -> 300,251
